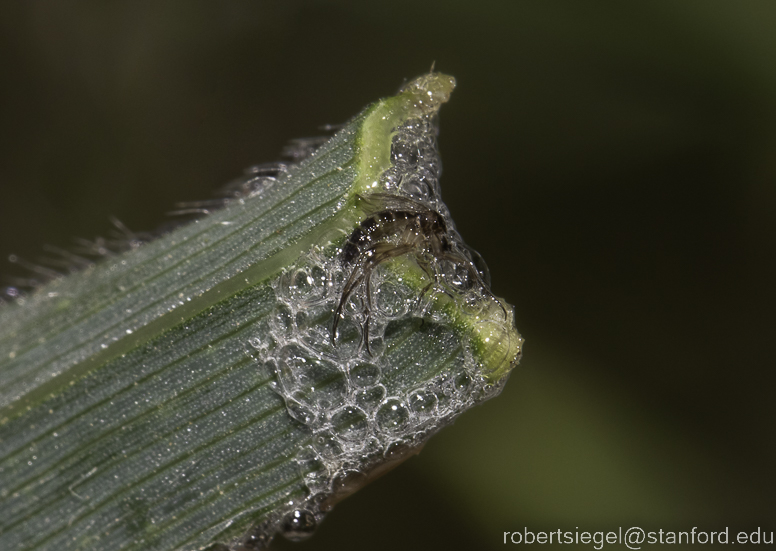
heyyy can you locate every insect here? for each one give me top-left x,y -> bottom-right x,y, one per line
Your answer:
331,193 -> 503,352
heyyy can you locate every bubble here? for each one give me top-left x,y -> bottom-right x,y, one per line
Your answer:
374,280 -> 412,318
313,431 -> 343,458
454,372 -> 472,394
464,245 -> 492,287
402,176 -> 434,200
360,436 -> 382,457
261,358 -> 279,380
342,292 -> 364,317
295,301 -> 335,331
274,350 -> 300,393
434,389 -> 453,414
279,262 -> 330,306
384,441 -> 415,461
304,472 -> 330,496
350,362 -> 381,388
460,291 -> 488,316
284,398 -> 316,425
292,270 -> 313,296
439,260 -> 476,293
245,337 -> 271,364
383,318 -> 411,341
280,509 -> 317,541
376,399 -> 411,433
296,448 -> 327,477
291,382 -> 345,416
299,328 -> 337,358
366,334 -> 386,357
331,470 -> 368,498
269,305 -> 294,337
330,316 -> 362,358
329,406 -> 369,442
354,385 -> 386,412
309,265 -> 328,290
408,389 -> 438,418
314,373 -> 349,410
391,139 -> 420,166
328,264 -> 348,289
471,381 -> 505,403
278,345 -> 348,410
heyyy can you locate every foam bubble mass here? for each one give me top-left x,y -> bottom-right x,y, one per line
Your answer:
236,112 -> 522,550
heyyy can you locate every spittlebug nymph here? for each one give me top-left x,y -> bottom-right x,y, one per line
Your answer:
331,193 -> 503,352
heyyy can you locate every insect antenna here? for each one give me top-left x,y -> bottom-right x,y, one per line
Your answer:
461,243 -> 492,288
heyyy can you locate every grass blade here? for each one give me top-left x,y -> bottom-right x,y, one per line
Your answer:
0,72 -> 522,550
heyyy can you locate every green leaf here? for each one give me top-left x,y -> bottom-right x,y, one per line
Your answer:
0,73 -> 522,550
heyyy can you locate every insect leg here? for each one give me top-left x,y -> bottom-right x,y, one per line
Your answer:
331,242 -> 415,349
357,192 -> 429,214
332,263 -> 367,345
363,273 -> 373,355
461,243 -> 492,288
414,255 -> 437,298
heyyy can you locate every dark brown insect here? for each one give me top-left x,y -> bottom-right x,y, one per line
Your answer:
331,193 -> 502,352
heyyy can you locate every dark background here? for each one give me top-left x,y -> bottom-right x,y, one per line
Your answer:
1,2 -> 774,549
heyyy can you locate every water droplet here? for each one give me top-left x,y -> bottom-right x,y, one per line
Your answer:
376,399 -> 411,433
280,509 -> 317,541
330,406 -> 368,441
350,362 -> 381,388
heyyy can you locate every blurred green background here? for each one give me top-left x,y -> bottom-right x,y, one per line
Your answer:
1,2 -> 774,549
